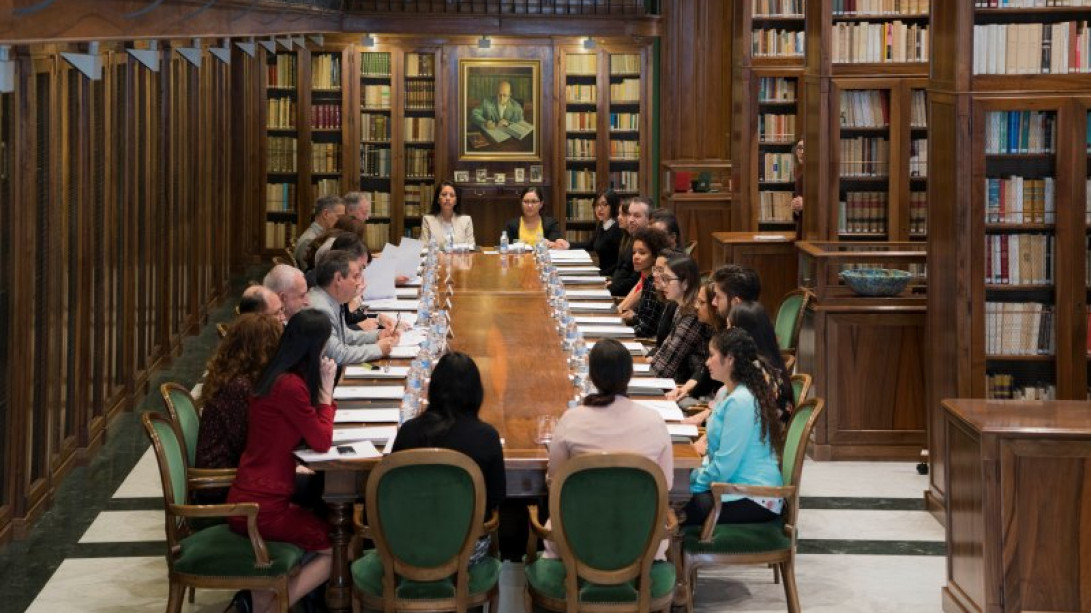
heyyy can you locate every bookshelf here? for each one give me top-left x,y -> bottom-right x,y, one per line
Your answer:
927,2 -> 1091,528
310,50 -> 345,201
402,50 -> 437,242
561,49 -> 599,245
608,51 -> 644,205
359,49 -> 394,245
264,48 -> 300,251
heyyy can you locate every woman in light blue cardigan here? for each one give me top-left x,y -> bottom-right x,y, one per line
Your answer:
684,328 -> 787,526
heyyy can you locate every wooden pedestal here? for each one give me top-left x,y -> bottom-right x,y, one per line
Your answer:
711,231 -> 797,316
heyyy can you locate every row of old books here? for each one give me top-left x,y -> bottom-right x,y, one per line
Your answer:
406,53 -> 434,77
609,112 -> 639,131
311,143 -> 341,173
404,81 -> 435,110
267,98 -> 295,129
403,184 -> 434,217
566,230 -> 594,244
832,0 -> 929,15
759,77 -> 797,102
566,197 -> 596,220
909,191 -> 927,235
985,233 -> 1054,285
975,0 -> 1091,7
365,223 -> 391,249
984,301 -> 1055,355
973,22 -> 1091,75
752,28 -> 806,57
268,137 -> 298,173
311,104 -> 341,130
265,182 -> 296,211
831,21 -> 929,63
314,178 -> 340,197
361,113 -> 390,141
840,90 -> 890,127
311,54 -> 341,90
760,152 -> 795,182
839,136 -> 890,177
566,111 -> 597,131
610,170 -> 640,192
984,374 -> 1055,401
910,89 -> 926,127
566,83 -> 597,103
361,144 -> 391,178
838,191 -> 889,234
363,85 -> 391,110
405,148 -> 434,178
565,137 -> 596,159
984,176 -> 1056,223
759,113 -> 796,142
609,79 -> 640,102
609,140 -> 639,159
360,52 -> 391,77
909,138 -> 927,177
567,54 -> 597,75
364,191 -> 392,217
984,110 -> 1056,153
268,55 -> 297,89
753,0 -> 803,16
609,54 -> 640,74
404,117 -> 435,142
759,191 -> 795,223
265,221 -> 295,249
566,169 -> 596,192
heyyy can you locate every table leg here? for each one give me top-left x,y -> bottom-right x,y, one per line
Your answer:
326,500 -> 353,613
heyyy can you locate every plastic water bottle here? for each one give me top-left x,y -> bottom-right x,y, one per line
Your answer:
446,225 -> 455,252
400,370 -> 422,425
499,230 -> 509,254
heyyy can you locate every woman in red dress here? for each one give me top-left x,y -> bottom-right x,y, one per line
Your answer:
227,309 -> 337,612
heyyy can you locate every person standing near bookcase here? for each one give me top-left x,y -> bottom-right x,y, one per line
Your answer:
791,139 -> 805,239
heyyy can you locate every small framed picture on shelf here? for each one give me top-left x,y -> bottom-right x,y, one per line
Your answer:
494,172 -> 507,184
514,168 -> 526,183
529,165 -> 543,183
476,168 -> 489,183
454,170 -> 470,183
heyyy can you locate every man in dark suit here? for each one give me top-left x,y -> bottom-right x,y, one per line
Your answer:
608,196 -> 652,297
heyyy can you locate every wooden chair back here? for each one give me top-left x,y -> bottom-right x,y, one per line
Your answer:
790,373 -> 812,406
780,398 -> 825,535
160,383 -> 199,468
774,288 -> 814,355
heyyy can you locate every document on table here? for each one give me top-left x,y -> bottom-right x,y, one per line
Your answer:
343,365 -> 409,379
577,324 -> 636,338
550,249 -> 592,260
396,329 -> 427,347
334,408 -> 400,424
553,265 -> 601,274
365,299 -> 420,311
573,315 -> 624,325
388,344 -> 420,359
333,385 -> 405,400
294,440 -> 381,463
633,363 -> 652,374
332,426 -> 398,444
569,301 -> 617,312
628,377 -> 676,395
399,276 -> 423,287
395,287 -> 419,298
394,238 -> 424,277
634,400 -> 685,422
667,424 -> 699,438
362,248 -> 398,301
565,289 -> 613,300
561,276 -> 607,284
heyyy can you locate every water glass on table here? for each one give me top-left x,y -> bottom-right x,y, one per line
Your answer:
536,416 -> 557,446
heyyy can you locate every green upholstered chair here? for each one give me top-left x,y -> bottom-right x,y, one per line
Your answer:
680,398 -> 825,613
524,453 -> 677,613
773,289 -> 814,360
350,448 -> 501,613
791,373 -> 812,406
160,382 -> 200,467
141,412 -> 302,613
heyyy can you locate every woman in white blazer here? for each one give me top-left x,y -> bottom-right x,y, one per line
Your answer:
420,180 -> 476,248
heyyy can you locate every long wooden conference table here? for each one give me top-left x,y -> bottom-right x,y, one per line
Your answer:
310,252 -> 701,612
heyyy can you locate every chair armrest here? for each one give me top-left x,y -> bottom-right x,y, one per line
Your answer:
186,467 -> 237,490
664,508 -> 679,537
634,337 -> 657,346
351,503 -> 373,540
525,504 -> 551,565
683,403 -> 709,414
710,483 -> 797,499
482,508 -> 500,534
169,502 -> 272,567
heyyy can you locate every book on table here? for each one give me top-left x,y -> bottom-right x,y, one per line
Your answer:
482,120 -> 535,143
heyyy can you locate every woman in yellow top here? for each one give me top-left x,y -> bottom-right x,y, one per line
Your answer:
503,186 -> 570,249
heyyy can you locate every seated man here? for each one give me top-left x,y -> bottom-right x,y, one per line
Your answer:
308,250 -> 397,365
264,264 -> 311,320
238,284 -> 286,325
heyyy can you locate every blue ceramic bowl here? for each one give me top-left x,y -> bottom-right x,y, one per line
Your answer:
839,268 -> 912,297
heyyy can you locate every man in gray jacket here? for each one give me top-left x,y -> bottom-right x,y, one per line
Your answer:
307,250 -> 397,365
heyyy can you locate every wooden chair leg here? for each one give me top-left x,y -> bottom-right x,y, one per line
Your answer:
522,585 -> 534,613
487,586 -> 499,613
781,560 -> 800,613
276,581 -> 291,613
685,567 -> 697,613
166,581 -> 185,613
771,561 -> 781,584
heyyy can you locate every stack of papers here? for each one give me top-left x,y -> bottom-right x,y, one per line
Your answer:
550,249 -> 593,262
396,329 -> 427,347
627,377 -> 676,395
634,400 -> 684,422
364,299 -> 421,311
332,426 -> 398,444
573,315 -> 624,325
387,345 -> 420,359
552,265 -> 601,274
569,301 -> 616,313
333,386 -> 406,401
395,287 -> 419,298
334,408 -> 400,423
343,365 -> 409,379
577,324 -> 636,338
565,288 -> 612,300
294,440 -> 381,462
560,276 -> 607,285
667,424 -> 699,439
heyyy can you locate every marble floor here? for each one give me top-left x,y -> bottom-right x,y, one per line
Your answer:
0,271 -> 948,612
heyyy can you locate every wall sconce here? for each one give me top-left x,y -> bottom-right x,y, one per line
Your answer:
478,35 -> 491,49
582,36 -> 596,50
361,33 -> 376,47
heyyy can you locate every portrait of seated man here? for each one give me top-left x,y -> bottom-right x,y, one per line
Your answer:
461,61 -> 540,159
472,80 -> 524,132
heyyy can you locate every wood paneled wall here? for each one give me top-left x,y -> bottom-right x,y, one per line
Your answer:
0,42 -> 260,544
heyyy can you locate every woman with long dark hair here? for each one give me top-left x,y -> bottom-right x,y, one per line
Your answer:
226,309 -> 337,612
546,339 -> 673,558
420,180 -> 476,248
670,281 -> 727,411
684,328 -> 786,527
503,186 -> 569,249
618,227 -> 670,338
728,301 -> 795,422
570,189 -> 623,275
392,351 -> 504,563
651,256 -> 713,383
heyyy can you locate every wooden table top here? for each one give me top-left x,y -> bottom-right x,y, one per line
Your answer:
711,231 -> 796,245
942,398 -> 1091,436
319,251 -> 700,470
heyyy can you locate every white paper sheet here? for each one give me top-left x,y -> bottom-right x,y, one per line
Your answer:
333,385 -> 406,400
549,249 -> 591,259
388,345 -> 420,359
363,247 -> 398,301
394,238 -> 424,277
343,365 -> 409,379
565,289 -> 613,299
634,400 -> 685,422
561,276 -> 607,284
395,287 -> 419,298
332,426 -> 399,444
570,301 -> 617,312
395,329 -> 427,347
573,315 -> 624,325
334,408 -> 400,424
553,265 -> 601,274
294,440 -> 381,462
667,424 -> 699,438
399,276 -> 423,287
577,324 -> 635,338
365,299 -> 420,311
629,377 -> 677,390
633,363 -> 652,374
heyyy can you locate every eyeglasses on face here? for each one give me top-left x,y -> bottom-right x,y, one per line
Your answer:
522,199 -> 541,204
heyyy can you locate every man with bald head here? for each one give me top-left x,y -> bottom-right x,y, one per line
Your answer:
263,264 -> 310,320
472,80 -> 525,132
238,285 -> 286,324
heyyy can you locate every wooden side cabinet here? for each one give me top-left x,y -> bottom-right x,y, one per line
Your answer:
711,231 -> 797,317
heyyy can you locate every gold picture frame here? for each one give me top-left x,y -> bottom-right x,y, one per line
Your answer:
460,59 -> 541,161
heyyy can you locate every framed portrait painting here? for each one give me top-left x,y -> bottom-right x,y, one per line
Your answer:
460,59 -> 541,161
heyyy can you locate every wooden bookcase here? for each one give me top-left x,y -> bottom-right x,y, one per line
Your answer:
560,47 -> 599,245
731,0 -> 807,232
802,0 -> 931,242
308,48 -> 347,201
263,46 -> 301,251
357,47 -> 395,245
927,2 -> 1091,530
401,49 -> 438,241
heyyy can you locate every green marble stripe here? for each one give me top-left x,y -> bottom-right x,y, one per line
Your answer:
798,539 -> 945,556
70,542 -> 166,559
106,497 -> 164,511
800,497 -> 926,511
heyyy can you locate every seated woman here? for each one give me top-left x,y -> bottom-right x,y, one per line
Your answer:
684,328 -> 786,527
420,180 -> 476,248
670,280 -> 727,410
651,256 -> 713,384
618,227 -> 670,338
649,247 -> 685,348
569,189 -> 623,275
547,339 -> 673,558
392,351 -> 505,564
727,301 -> 795,422
504,186 -> 570,249
227,310 -> 338,613
194,313 -> 283,503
